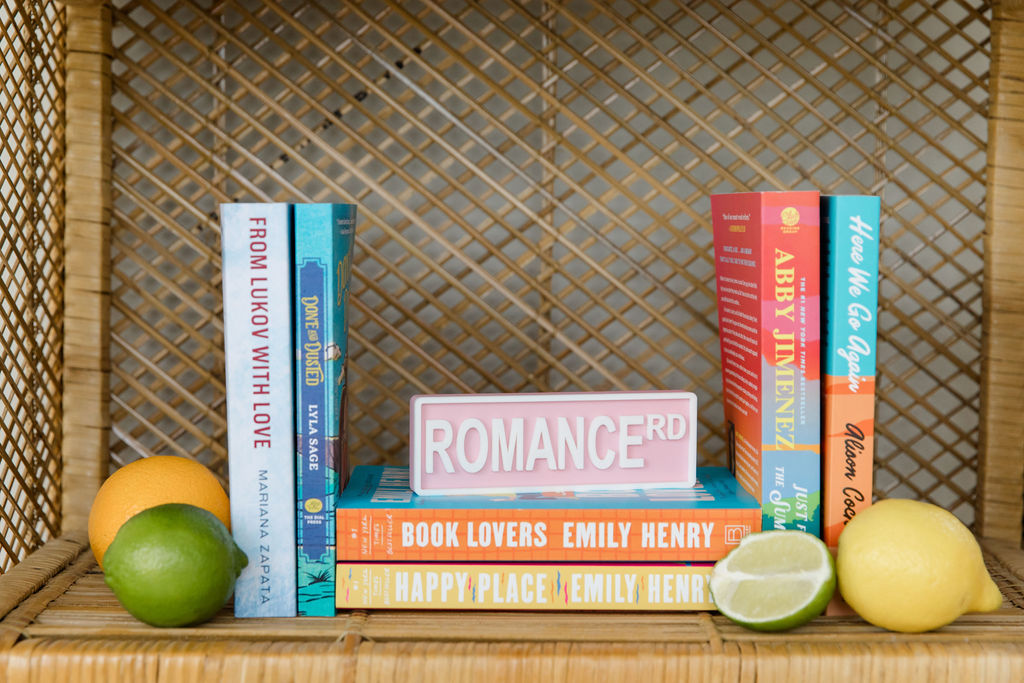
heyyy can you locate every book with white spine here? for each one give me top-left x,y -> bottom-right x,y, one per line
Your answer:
221,202 -> 297,617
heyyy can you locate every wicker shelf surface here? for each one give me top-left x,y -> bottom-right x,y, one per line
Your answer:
4,534 -> 1024,681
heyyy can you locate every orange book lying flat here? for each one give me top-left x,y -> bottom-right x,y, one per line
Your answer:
336,466 -> 759,563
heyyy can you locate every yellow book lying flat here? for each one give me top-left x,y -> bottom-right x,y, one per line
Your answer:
337,563 -> 714,611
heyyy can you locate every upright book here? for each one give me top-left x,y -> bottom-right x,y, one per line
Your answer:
337,562 -> 714,611
220,202 -> 297,617
337,466 -> 759,563
710,191 -> 822,535
294,203 -> 357,616
820,195 -> 880,549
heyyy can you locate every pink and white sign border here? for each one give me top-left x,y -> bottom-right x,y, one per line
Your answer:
410,391 -> 699,496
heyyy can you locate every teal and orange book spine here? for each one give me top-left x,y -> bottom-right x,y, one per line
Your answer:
336,466 -> 759,564
294,203 -> 357,616
820,195 -> 880,550
711,191 -> 822,535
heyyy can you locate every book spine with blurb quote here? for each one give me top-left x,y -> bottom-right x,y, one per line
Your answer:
711,191 -> 822,536
220,202 -> 297,617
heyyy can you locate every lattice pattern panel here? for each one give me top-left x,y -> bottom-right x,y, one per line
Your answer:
108,0 -> 988,523
0,2 -> 65,573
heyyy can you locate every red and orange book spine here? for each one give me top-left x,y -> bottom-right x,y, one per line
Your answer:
711,191 -> 822,535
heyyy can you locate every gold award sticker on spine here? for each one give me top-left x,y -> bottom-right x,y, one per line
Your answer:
780,207 -> 801,233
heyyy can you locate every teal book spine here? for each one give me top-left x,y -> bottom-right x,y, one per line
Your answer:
220,202 -> 297,617
820,195 -> 880,549
294,203 -> 357,616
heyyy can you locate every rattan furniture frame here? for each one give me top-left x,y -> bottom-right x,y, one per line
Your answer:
2,0 -> 1024,679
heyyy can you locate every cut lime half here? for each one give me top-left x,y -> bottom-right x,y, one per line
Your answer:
709,530 -> 835,632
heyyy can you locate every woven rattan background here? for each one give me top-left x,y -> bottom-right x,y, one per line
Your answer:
107,1 -> 988,521
0,2 -> 65,573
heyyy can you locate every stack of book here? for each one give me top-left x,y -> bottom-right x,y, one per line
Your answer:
218,191 -> 880,616
709,191 -> 881,551
334,465 -> 760,611
220,202 -> 357,617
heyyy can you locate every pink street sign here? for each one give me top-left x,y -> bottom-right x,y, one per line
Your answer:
409,391 -> 698,496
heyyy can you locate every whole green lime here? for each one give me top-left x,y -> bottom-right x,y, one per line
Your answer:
102,503 -> 248,627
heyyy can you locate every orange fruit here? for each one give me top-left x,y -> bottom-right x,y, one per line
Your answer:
88,456 -> 230,568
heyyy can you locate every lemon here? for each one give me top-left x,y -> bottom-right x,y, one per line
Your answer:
88,455 -> 231,568
102,503 -> 248,627
709,530 -> 835,631
837,498 -> 1002,633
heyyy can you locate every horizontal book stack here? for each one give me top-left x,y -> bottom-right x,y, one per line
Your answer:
710,191 -> 881,548
221,202 -> 357,618
335,463 -> 760,611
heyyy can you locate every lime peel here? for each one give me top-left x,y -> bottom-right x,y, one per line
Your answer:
709,530 -> 836,631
